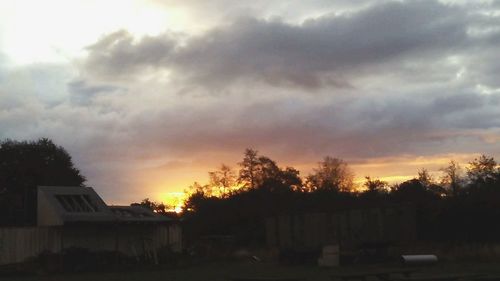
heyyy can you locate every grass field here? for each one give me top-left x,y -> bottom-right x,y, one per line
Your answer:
2,260 -> 500,281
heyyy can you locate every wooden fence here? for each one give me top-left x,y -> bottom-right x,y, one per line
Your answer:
0,224 -> 182,265
0,227 -> 62,265
266,206 -> 416,252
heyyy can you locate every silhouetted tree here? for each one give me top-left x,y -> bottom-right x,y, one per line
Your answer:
238,148 -> 259,189
363,176 -> 388,193
418,168 -> 433,187
187,181 -> 213,197
418,168 -> 446,197
306,156 -> 354,192
209,164 -> 237,197
0,138 -> 86,225
137,198 -> 156,210
237,149 -> 300,192
133,198 -> 169,213
255,156 -> 281,184
392,179 -> 441,202
0,138 -> 85,189
466,155 -> 499,187
183,190 -> 204,213
155,202 -> 168,213
256,160 -> 302,194
440,160 -> 462,197
280,167 -> 302,191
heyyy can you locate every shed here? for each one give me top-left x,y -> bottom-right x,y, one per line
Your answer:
0,186 -> 182,266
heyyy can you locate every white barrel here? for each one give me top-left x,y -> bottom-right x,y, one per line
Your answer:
401,254 -> 438,265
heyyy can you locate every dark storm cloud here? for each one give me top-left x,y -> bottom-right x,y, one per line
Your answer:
174,0 -> 468,88
83,30 -> 178,79
84,1 -> 472,88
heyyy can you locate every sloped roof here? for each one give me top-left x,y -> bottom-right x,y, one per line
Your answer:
37,186 -> 173,226
38,186 -> 116,226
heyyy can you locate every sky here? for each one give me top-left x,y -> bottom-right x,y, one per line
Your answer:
0,0 -> 499,206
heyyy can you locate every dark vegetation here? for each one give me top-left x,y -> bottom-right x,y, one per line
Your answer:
180,149 -> 500,246
0,138 -> 85,225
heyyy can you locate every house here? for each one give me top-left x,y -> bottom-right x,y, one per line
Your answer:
0,186 -> 182,266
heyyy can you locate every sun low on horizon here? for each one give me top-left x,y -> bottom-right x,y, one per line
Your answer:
0,0 -> 498,205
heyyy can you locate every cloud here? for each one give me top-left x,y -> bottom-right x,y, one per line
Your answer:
68,80 -> 121,105
82,30 -> 178,80
83,1 -> 477,89
0,63 -> 74,109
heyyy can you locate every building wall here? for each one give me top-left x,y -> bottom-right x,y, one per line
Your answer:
37,191 -> 63,226
61,226 -> 117,252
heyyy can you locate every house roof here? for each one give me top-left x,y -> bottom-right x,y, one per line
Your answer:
37,186 -> 172,226
38,186 -> 116,226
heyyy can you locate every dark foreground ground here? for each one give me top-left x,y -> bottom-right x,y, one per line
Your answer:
2,261 -> 500,281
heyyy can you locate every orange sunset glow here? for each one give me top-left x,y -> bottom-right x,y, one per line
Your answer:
133,152 -> 485,206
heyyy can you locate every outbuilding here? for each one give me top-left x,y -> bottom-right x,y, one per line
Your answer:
0,186 -> 182,266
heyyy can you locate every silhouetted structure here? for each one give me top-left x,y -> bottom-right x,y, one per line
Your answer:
0,186 -> 182,266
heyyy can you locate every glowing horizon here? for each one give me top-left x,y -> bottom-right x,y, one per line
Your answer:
105,152 -> 485,206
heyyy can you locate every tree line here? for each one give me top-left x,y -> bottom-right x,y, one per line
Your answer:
181,148 -> 499,204
179,149 -> 500,245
